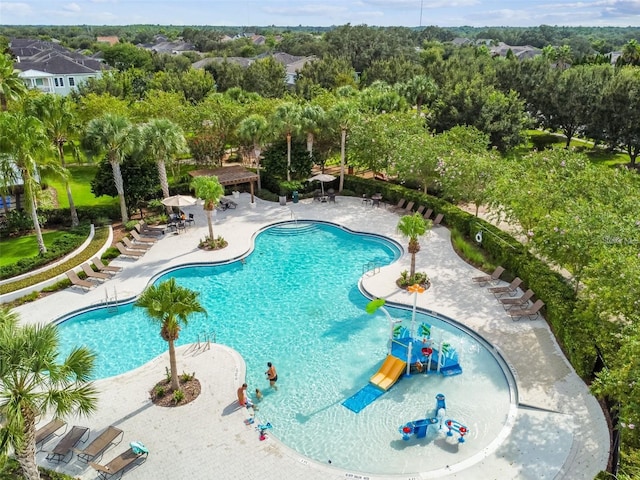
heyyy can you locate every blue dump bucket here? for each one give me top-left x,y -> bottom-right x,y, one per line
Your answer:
413,419 -> 430,438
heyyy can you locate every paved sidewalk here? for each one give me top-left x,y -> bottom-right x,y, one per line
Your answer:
16,194 -> 609,480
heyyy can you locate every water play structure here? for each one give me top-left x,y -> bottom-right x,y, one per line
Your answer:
398,394 -> 469,443
342,298 -> 463,413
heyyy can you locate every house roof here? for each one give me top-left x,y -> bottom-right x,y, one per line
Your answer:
96,36 -> 119,46
192,57 -> 254,69
10,38 -> 107,75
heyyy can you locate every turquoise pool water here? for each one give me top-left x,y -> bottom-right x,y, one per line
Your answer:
57,222 -> 513,475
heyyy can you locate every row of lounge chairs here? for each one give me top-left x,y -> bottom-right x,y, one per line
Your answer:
472,266 -> 545,321
35,419 -> 146,478
66,258 -> 123,290
388,199 -> 444,226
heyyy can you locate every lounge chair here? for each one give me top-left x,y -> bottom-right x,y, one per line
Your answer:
388,199 -> 406,212
499,289 -> 535,310
81,263 -> 110,281
472,266 -> 505,285
66,270 -> 95,290
116,242 -> 144,259
423,208 -> 433,220
35,419 -> 67,450
74,426 -> 123,464
399,201 -> 415,214
488,277 -> 523,297
135,221 -> 163,237
416,205 -> 426,216
507,299 -> 545,321
122,237 -> 152,251
93,257 -> 122,274
46,425 -> 89,463
130,230 -> 157,244
432,212 -> 444,226
91,446 -> 148,480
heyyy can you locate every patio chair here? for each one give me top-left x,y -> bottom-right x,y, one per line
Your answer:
74,426 -> 123,464
135,221 -> 163,237
46,425 -> 89,464
432,213 -> 444,226
388,199 -> 406,212
488,277 -> 523,297
122,237 -> 152,251
423,208 -> 433,220
92,257 -> 122,274
399,201 -> 415,215
35,419 -> 67,451
362,194 -> 372,205
66,270 -> 95,290
328,193 -> 336,203
91,446 -> 148,480
507,299 -> 545,321
185,213 -> 195,226
116,242 -> 144,259
130,230 -> 157,244
81,263 -> 110,281
499,289 -> 535,310
472,266 -> 505,285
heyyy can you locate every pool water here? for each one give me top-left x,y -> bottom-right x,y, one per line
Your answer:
57,222 -> 513,475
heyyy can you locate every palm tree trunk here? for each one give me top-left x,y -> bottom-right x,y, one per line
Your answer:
339,128 -> 346,192
410,253 -> 416,279
157,159 -> 172,214
286,133 -> 292,182
306,132 -> 314,156
110,159 -> 128,223
168,339 -> 179,391
58,142 -> 79,227
15,409 -> 40,480
206,209 -> 214,240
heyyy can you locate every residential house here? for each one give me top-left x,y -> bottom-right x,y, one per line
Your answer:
490,42 -> 542,60
96,36 -> 119,46
10,38 -> 107,95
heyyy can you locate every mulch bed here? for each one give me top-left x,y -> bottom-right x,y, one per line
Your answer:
150,377 -> 201,407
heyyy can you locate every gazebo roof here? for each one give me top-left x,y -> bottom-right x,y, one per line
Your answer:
189,166 -> 258,186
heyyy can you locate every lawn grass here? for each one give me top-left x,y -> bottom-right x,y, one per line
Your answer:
524,130 -> 629,167
0,231 -> 70,267
44,165 -> 117,208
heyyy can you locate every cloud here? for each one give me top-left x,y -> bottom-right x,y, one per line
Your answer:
262,4 -> 348,16
363,0 -> 478,7
0,2 -> 33,16
64,2 -> 81,12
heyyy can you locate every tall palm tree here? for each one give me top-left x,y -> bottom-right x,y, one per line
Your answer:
84,114 -> 135,223
397,212 -> 431,279
271,102 -> 302,181
300,104 -> 325,157
0,306 -> 98,480
236,114 -> 270,189
0,53 -> 27,111
135,279 -> 206,391
191,175 -> 224,242
25,94 -> 81,226
328,100 -> 359,192
0,112 -> 59,254
398,74 -> 437,116
140,118 -> 188,211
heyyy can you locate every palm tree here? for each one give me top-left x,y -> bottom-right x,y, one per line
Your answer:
84,114 -> 135,223
328,100 -> 359,192
0,306 -> 98,480
0,112 -> 59,254
236,114 -> 270,190
398,74 -> 437,116
300,104 -> 325,157
135,279 -> 206,391
140,118 -> 188,211
25,94 -> 81,226
190,175 -> 224,242
271,102 -> 302,181
397,212 -> 431,279
0,53 -> 27,111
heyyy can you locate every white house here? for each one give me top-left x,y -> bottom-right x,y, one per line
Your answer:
10,38 -> 107,96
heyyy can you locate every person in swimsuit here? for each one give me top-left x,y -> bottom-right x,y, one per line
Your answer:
237,383 -> 253,407
265,362 -> 278,390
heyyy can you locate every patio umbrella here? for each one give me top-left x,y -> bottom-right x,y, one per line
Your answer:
161,194 -> 197,208
308,173 -> 336,196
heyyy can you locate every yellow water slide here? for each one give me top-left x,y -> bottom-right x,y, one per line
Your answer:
370,355 -> 407,391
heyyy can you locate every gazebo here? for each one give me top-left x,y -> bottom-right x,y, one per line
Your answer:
189,166 -> 259,203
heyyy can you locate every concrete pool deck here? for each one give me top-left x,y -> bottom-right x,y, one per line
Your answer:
14,194 -> 609,480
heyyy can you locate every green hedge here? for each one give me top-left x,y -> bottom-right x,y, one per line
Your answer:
344,176 -> 594,378
41,205 -> 121,227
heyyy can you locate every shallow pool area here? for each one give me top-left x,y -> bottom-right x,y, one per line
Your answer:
57,221 -> 516,475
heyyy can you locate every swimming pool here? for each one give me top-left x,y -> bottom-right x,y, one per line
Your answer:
57,221 -> 515,475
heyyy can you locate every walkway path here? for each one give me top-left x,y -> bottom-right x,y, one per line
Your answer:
15,194 -> 609,480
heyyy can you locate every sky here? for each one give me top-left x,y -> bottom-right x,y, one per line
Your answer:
1,0 -> 639,27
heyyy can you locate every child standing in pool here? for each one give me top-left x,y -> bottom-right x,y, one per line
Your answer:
266,362 -> 278,390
